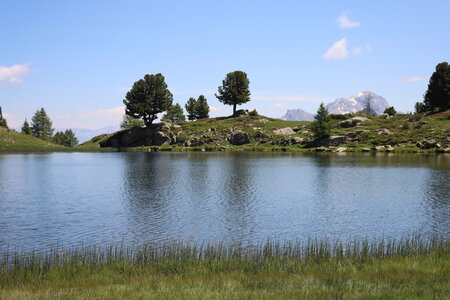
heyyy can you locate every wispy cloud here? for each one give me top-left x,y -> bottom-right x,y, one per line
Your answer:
323,38 -> 349,60
209,106 -> 224,113
0,63 -> 30,86
401,76 -> 426,82
337,11 -> 360,29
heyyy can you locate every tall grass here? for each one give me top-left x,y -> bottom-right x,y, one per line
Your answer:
1,234 -> 448,273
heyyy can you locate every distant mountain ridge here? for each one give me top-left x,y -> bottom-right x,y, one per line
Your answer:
280,108 -> 315,121
326,91 -> 389,115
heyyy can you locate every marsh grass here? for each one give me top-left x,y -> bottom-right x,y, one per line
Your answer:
0,235 -> 448,299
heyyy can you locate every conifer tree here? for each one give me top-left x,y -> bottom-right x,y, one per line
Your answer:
424,62 -> 450,112
161,103 -> 186,122
185,97 -> 197,121
31,108 -> 54,140
195,95 -> 210,119
21,119 -> 31,134
123,73 -> 173,126
311,103 -> 331,139
120,114 -> 144,129
215,71 -> 251,115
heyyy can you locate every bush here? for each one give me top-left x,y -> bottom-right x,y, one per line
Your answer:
249,109 -> 258,116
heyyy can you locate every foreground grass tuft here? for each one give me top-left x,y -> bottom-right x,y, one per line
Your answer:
1,236 -> 448,299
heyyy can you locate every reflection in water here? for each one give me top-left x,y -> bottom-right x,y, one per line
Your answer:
0,152 -> 448,251
218,153 -> 256,242
424,168 -> 450,236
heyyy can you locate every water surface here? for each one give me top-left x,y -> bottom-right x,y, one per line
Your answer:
0,152 -> 448,251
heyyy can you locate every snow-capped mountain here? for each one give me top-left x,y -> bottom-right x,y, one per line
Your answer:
280,108 -> 315,121
326,91 -> 389,115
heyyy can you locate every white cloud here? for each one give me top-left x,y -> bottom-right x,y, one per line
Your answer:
401,76 -> 426,82
0,64 -> 30,86
323,38 -> 349,60
209,106 -> 224,113
337,11 -> 360,29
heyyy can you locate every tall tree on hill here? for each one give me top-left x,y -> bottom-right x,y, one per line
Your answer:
215,71 -> 251,115
161,103 -> 186,123
0,107 -> 7,128
31,108 -> 54,140
21,119 -> 31,134
185,97 -> 197,121
195,95 -> 210,119
311,103 -> 331,140
424,62 -> 450,112
123,73 -> 173,126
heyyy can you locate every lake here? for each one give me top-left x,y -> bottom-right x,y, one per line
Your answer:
0,152 -> 448,251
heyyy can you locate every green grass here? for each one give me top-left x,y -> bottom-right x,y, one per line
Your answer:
78,112 -> 450,153
1,236 -> 448,299
0,127 -> 65,151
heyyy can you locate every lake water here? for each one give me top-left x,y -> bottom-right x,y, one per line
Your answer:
0,152 -> 449,251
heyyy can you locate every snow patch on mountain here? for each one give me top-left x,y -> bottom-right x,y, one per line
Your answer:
326,91 -> 389,115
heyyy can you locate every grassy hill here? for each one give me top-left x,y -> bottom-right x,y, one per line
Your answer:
78,111 -> 450,153
0,127 -> 65,151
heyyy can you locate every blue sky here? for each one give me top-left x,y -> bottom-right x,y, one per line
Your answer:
1,0 -> 449,131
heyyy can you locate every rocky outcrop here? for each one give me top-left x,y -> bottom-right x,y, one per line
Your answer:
100,124 -> 173,147
273,127 -> 295,135
338,117 -> 371,128
307,136 -> 344,147
227,130 -> 250,145
233,109 -> 249,117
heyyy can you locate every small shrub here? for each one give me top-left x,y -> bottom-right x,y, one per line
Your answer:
249,109 -> 258,116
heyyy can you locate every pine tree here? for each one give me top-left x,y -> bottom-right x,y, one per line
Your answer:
123,73 -> 173,126
161,103 -> 186,123
120,114 -> 144,129
424,62 -> 450,112
195,95 -> 210,119
52,129 -> 78,147
215,70 -> 251,115
0,107 -> 7,128
311,103 -> 331,139
383,106 -> 397,116
31,108 -> 54,140
185,97 -> 197,121
21,119 -> 31,134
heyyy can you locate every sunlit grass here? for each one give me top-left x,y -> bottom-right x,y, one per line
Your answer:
1,235 -> 448,299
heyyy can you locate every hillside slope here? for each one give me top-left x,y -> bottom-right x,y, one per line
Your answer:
78,112 -> 450,153
0,127 -> 64,150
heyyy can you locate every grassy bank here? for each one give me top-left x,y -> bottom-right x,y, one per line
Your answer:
0,127 -> 64,151
78,112 -> 450,153
1,237 -> 448,299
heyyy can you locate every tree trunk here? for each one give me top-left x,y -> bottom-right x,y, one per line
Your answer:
233,103 -> 237,116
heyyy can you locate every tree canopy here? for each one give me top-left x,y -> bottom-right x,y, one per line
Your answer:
0,107 -> 7,128
215,71 -> 251,115
31,108 -> 54,140
53,129 -> 79,147
161,103 -> 186,123
185,97 -> 197,121
195,95 -> 210,119
424,62 -> 450,112
311,103 -> 331,139
21,119 -> 31,134
383,106 -> 397,116
123,73 -> 173,126
120,114 -> 144,129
